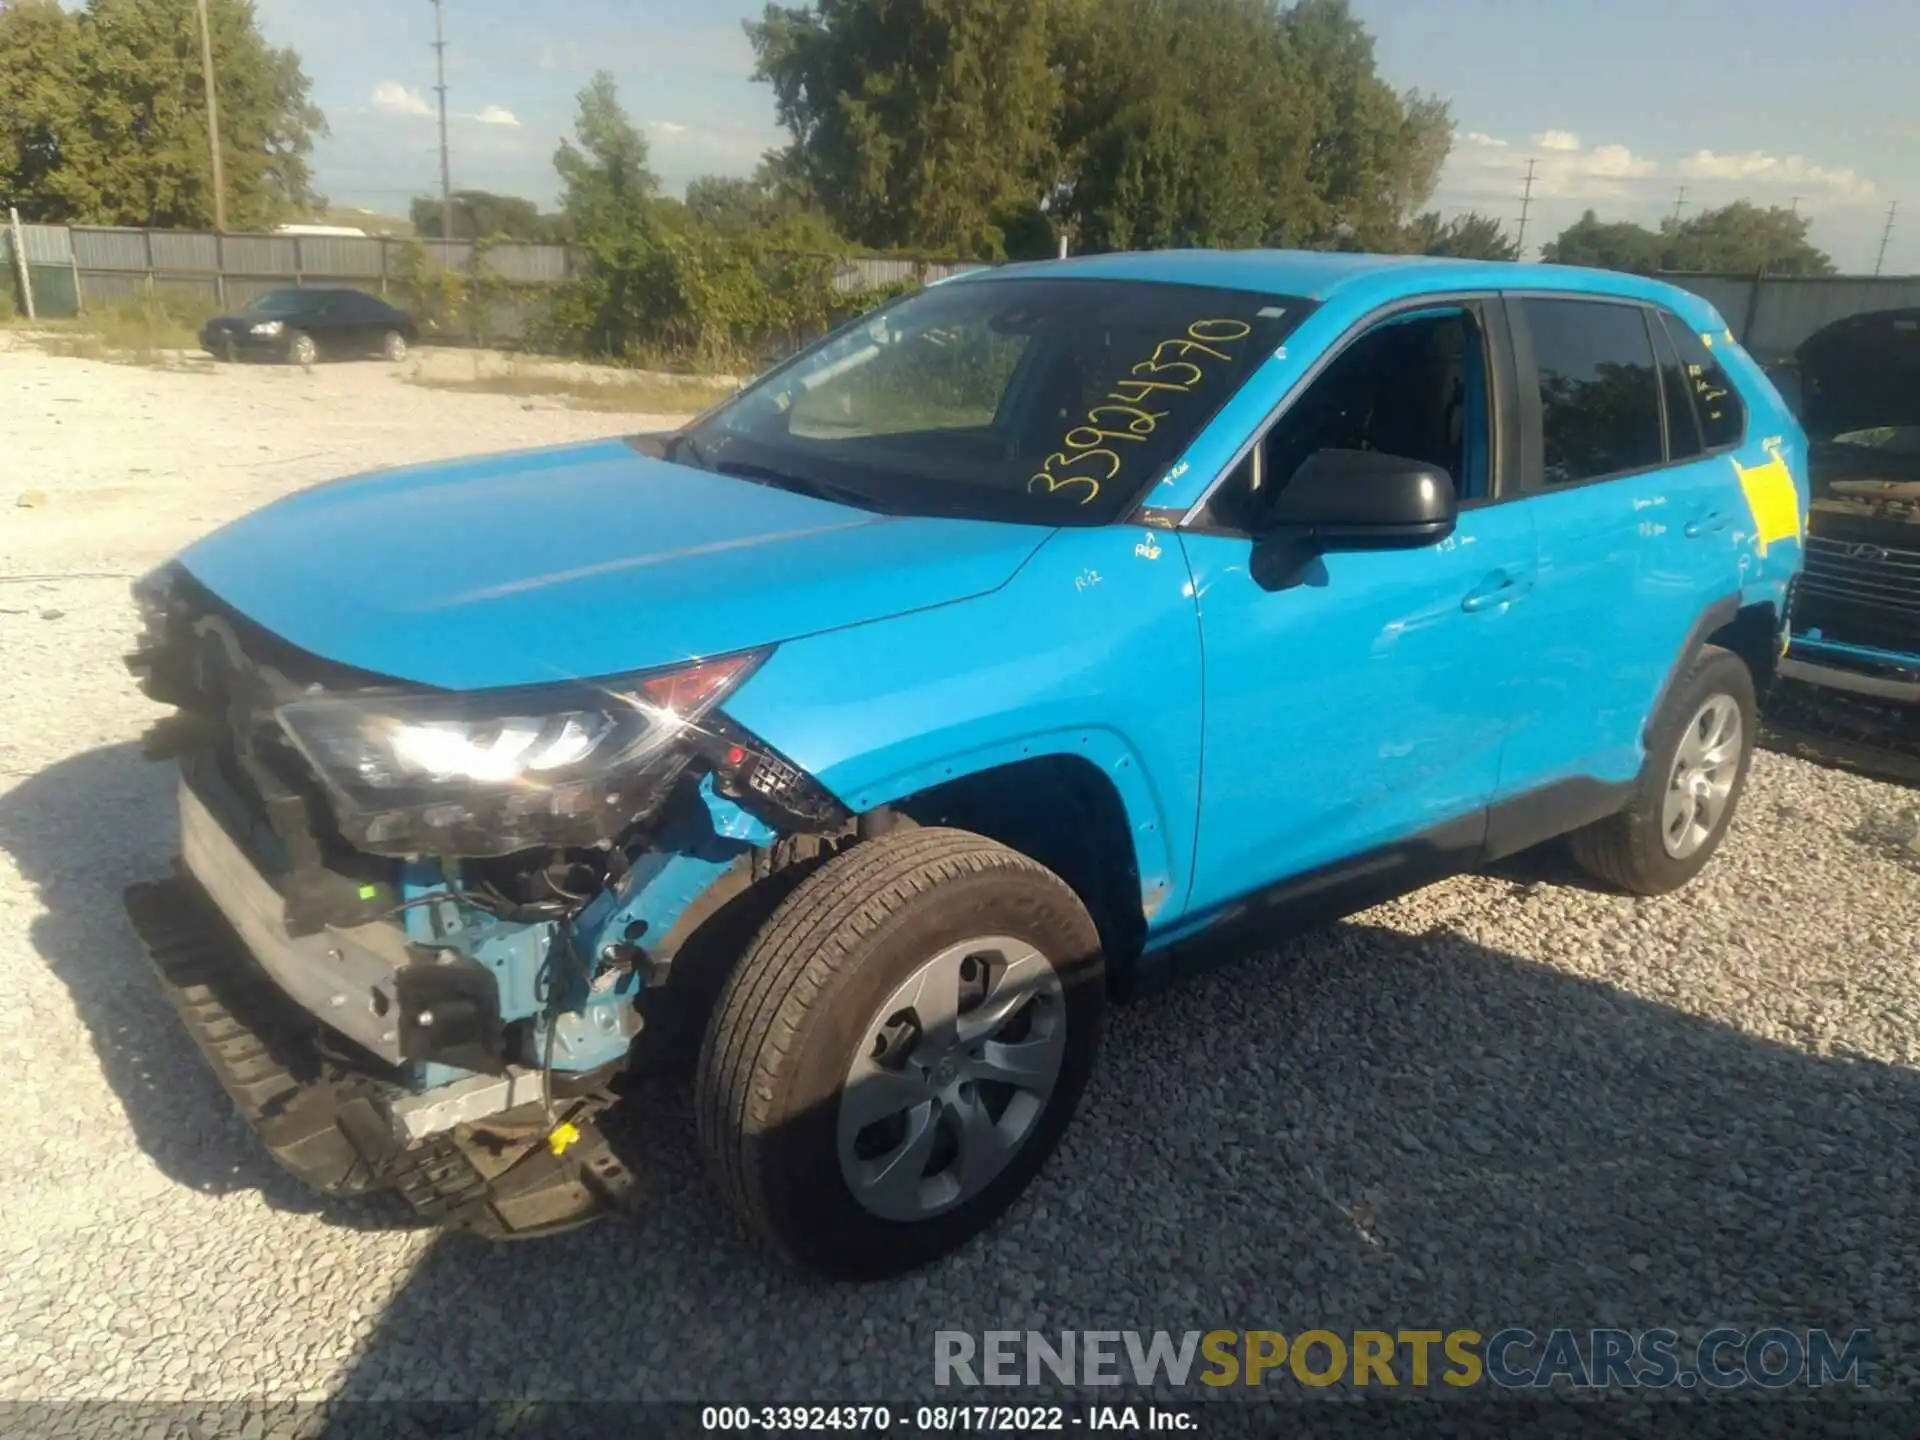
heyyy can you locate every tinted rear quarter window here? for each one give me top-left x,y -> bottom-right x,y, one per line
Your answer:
1652,317 -> 1703,461
1523,298 -> 1664,486
1660,315 -> 1746,449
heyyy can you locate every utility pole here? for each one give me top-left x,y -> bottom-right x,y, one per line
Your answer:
1670,185 -> 1689,226
431,0 -> 453,241
1875,201 -> 1898,276
1514,158 -> 1538,260
194,0 -> 228,232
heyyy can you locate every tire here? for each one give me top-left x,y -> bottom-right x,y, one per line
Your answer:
1569,644 -> 1757,896
695,827 -> 1105,1280
382,330 -> 409,363
287,331 -> 318,367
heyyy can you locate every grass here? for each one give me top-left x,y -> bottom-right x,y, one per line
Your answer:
405,369 -> 735,415
2,300 -> 214,369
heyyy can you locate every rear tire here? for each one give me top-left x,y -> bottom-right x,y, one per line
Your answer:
1569,644 -> 1756,895
382,330 -> 408,363
695,827 -> 1104,1280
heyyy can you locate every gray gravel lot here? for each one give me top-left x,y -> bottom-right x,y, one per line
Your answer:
1,335 -> 1916,1409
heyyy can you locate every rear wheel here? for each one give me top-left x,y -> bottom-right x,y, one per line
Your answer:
695,827 -> 1104,1279
1569,644 -> 1756,895
381,330 -> 408,362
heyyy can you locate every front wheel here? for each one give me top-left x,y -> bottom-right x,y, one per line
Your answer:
1569,643 -> 1757,895
287,331 -> 318,367
695,827 -> 1105,1279
381,329 -> 409,362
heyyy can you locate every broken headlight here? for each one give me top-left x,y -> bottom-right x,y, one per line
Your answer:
275,651 -> 767,858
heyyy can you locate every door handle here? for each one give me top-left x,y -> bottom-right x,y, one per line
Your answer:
1461,569 -> 1531,614
1684,509 -> 1732,539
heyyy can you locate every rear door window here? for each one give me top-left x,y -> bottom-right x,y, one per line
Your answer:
1522,298 -> 1664,486
1659,315 -> 1746,450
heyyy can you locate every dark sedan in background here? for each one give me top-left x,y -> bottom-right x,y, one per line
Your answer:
201,288 -> 419,365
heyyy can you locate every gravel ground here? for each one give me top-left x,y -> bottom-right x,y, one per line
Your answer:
1,335 -> 1916,1413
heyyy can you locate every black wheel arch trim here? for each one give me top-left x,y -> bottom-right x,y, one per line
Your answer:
1644,594 -> 1742,747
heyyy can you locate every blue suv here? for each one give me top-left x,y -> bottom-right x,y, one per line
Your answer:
124,251 -> 1805,1277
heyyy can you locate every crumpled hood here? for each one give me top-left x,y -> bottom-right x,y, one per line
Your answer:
180,438 -> 1052,690
1795,308 -> 1920,440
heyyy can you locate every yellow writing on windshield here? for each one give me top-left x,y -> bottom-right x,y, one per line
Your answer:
1028,319 -> 1254,504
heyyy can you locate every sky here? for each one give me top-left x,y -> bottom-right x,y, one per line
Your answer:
254,0 -> 1916,273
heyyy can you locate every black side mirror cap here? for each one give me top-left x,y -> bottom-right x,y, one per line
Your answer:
1263,447 -> 1459,549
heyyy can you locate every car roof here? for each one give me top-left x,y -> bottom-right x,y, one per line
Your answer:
961,249 -> 1729,327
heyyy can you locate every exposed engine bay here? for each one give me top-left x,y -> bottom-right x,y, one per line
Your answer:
122,562 -> 851,1235
1771,309 -> 1920,783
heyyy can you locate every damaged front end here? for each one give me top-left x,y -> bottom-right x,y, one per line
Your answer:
1772,308 -> 1920,780
122,563 -> 846,1237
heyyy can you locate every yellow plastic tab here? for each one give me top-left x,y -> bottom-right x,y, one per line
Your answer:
547,1121 -> 582,1157
1731,451 -> 1802,556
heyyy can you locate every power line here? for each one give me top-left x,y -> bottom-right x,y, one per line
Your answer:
1875,201 -> 1898,276
431,0 -> 452,240
1514,158 -> 1538,260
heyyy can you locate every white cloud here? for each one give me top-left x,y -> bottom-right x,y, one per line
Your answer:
370,81 -> 431,118
648,120 -> 690,137
1465,131 -> 1509,148
1535,129 -> 1582,152
471,105 -> 521,127
1585,143 -> 1658,180
1677,149 -> 1876,201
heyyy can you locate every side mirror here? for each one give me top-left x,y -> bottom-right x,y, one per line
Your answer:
1263,448 -> 1459,549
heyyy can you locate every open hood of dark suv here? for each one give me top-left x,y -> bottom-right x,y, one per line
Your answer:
1795,307 -> 1920,442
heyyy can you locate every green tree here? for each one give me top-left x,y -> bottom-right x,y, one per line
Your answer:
548,71 -> 664,357
1281,0 -> 1451,250
1053,0 -> 1307,253
411,189 -> 555,241
1052,0 -> 1449,254
747,0 -> 1066,255
1545,202 -> 1835,276
1663,200 -> 1834,276
750,0 -> 1453,258
0,0 -> 324,227
1542,210 -> 1666,272
684,174 -> 778,233
0,0 -> 86,219
1404,209 -> 1518,260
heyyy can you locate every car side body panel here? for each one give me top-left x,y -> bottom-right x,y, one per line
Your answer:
724,524 -> 1206,932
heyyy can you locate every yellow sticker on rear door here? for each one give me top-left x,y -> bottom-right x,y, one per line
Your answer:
1731,450 -> 1802,555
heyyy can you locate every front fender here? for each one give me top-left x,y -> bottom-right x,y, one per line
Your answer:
722,526 -> 1207,929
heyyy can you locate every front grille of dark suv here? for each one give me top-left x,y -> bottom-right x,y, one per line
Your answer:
1793,534 -> 1920,658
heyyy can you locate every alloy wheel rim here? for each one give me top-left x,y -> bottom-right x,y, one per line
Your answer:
1662,693 -> 1743,859
836,935 -> 1066,1221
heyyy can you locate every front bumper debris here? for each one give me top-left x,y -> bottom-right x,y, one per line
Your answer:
122,876 -> 638,1238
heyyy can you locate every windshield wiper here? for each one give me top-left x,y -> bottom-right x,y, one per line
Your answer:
710,459 -> 886,513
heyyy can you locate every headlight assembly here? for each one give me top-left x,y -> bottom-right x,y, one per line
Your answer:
276,650 -> 767,857
250,320 -> 286,336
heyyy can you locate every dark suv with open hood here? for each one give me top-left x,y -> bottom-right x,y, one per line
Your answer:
1771,308 -> 1920,774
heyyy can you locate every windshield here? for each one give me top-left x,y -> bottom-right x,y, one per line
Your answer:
678,277 -> 1310,525
242,291 -> 319,317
